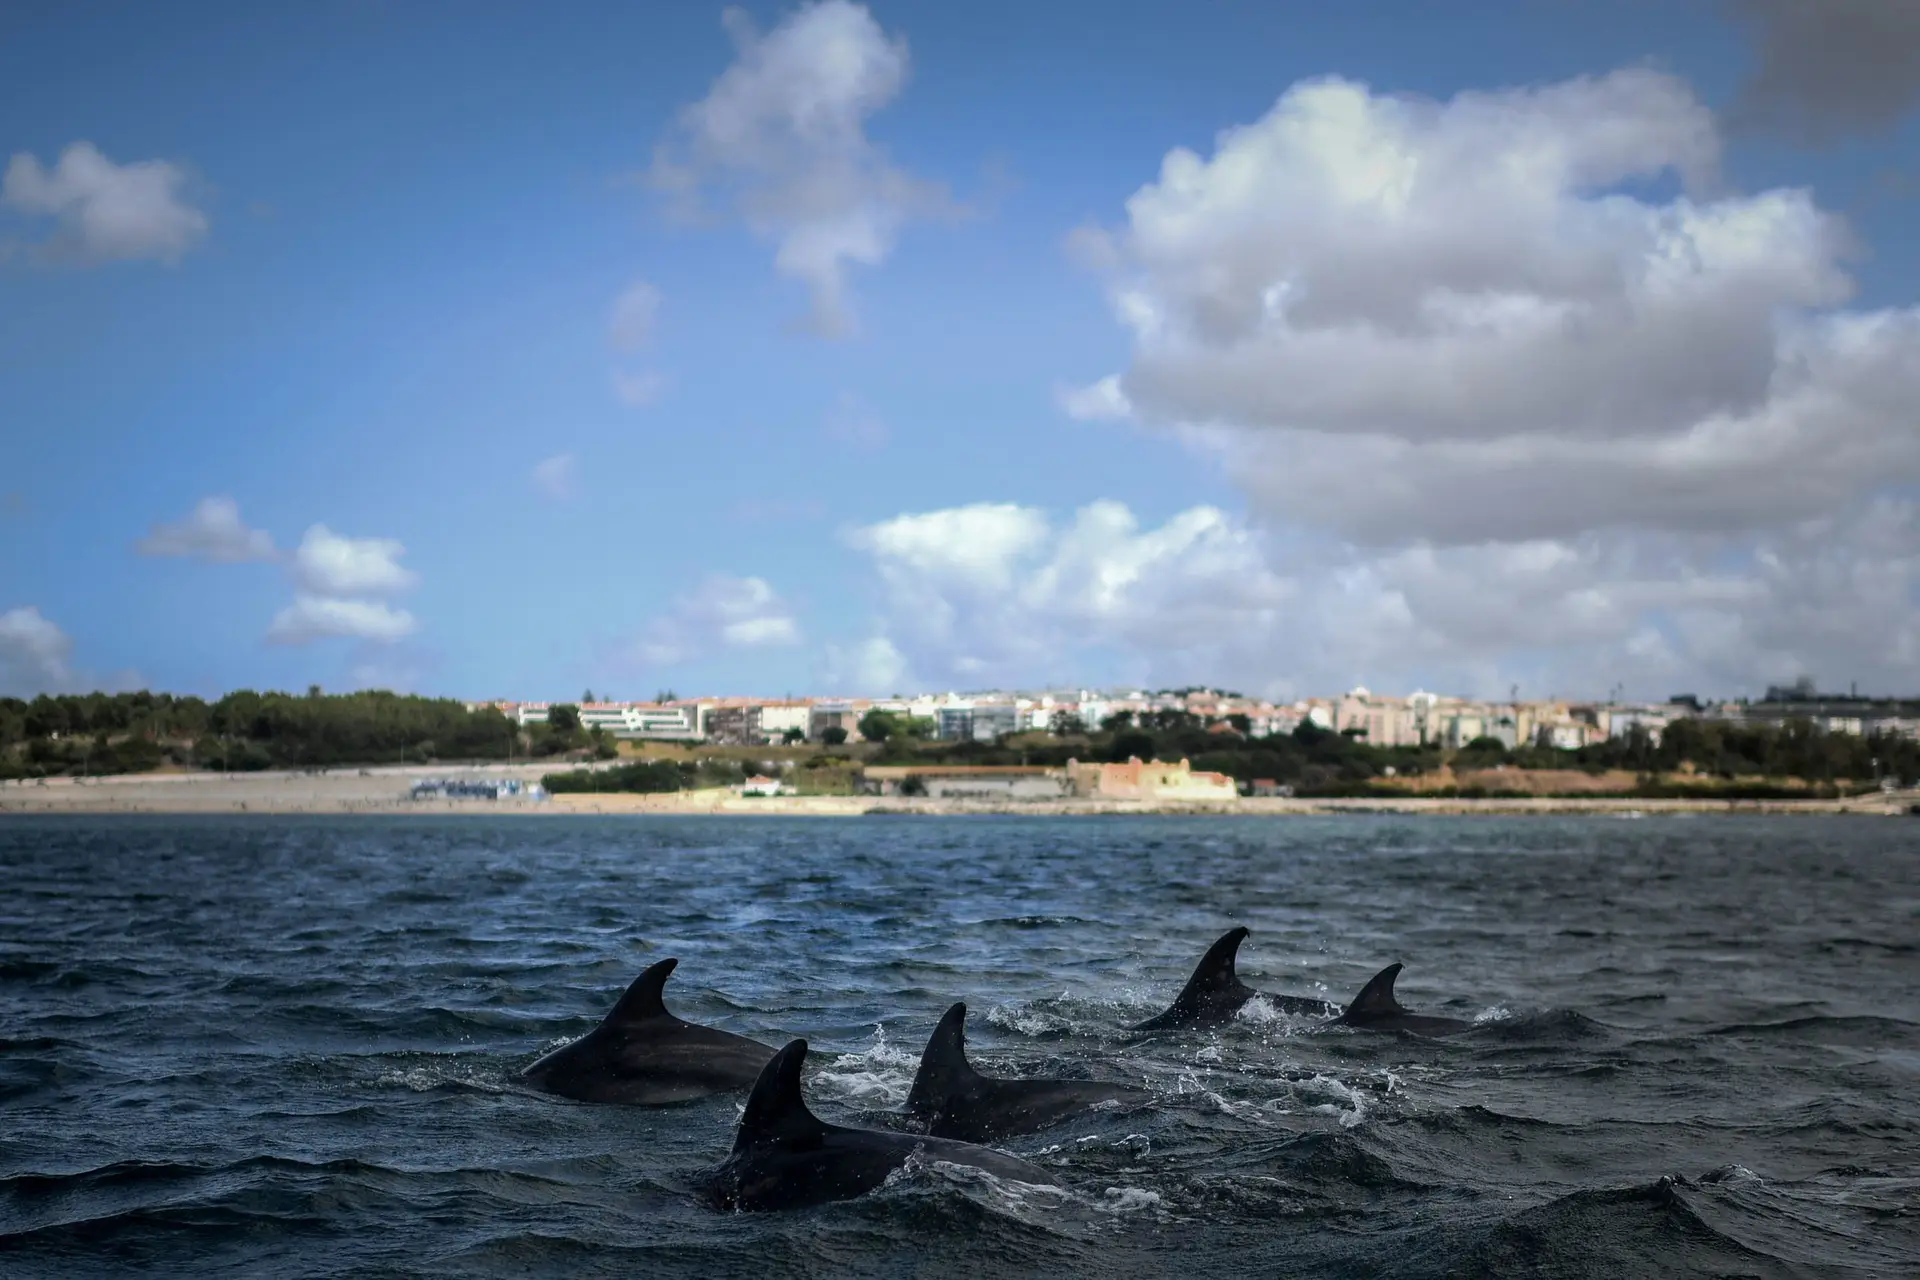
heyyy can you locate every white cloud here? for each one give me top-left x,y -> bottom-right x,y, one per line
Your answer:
611,368 -> 665,407
650,1 -> 946,336
266,596 -> 418,646
532,453 -> 579,501
1055,375 -> 1132,422
632,574 -> 801,665
1069,68 -> 1920,547
609,279 -> 661,351
846,500 -> 1292,688
290,525 -> 417,597
2,141 -> 208,265
137,497 -> 276,562
0,606 -> 73,695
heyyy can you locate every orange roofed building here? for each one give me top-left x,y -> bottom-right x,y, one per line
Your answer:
1064,756 -> 1238,802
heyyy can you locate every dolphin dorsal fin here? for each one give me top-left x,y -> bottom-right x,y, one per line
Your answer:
906,1003 -> 979,1119
607,958 -> 677,1025
1174,926 -> 1252,1004
734,1039 -> 827,1152
1345,963 -> 1406,1019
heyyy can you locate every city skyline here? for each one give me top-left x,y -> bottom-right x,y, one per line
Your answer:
6,2 -> 1920,704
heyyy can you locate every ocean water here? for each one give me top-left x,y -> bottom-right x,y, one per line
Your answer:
2,815 -> 1916,1278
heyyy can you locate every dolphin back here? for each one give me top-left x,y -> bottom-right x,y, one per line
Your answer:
906,1002 -> 980,1123
1132,926 -> 1255,1030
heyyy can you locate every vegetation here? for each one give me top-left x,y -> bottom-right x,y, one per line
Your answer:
0,689 -> 597,780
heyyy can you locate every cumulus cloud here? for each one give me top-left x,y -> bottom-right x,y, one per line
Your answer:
532,453 -> 579,501
845,501 -> 1293,688
650,1 -> 946,336
609,279 -> 662,351
137,497 -> 277,562
266,597 -> 418,646
819,635 -> 912,694
631,574 -> 802,665
0,606 -> 73,695
1729,0 -> 1920,139
2,141 -> 208,264
1050,67 -> 1920,696
290,525 -> 417,597
1055,375 -> 1132,423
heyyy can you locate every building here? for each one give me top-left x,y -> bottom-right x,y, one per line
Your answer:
936,704 -> 974,741
705,703 -> 765,746
575,702 -> 706,740
1064,756 -> 1238,802
741,774 -> 791,797
808,700 -> 858,742
970,703 -> 1019,741
858,765 -> 1067,800
758,702 -> 811,742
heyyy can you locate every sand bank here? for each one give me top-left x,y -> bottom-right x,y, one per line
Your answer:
1,767 -> 1912,816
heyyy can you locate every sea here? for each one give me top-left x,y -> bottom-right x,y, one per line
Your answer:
2,815 -> 1916,1278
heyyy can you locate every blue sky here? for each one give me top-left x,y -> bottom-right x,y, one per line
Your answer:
4,1 -> 1919,702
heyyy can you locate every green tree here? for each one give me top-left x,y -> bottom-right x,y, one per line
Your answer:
821,725 -> 850,746
858,710 -> 898,742
781,727 -> 806,745
548,703 -> 582,734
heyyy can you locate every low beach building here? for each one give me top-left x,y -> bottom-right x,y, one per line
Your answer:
1064,757 -> 1238,802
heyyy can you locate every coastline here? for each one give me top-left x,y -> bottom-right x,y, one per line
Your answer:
1,767 -> 1911,816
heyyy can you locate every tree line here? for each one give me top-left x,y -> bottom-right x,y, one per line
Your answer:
0,690 -> 611,779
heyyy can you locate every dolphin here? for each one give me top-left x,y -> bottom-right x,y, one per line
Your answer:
1337,962 -> 1473,1036
1131,926 -> 1339,1031
904,1002 -> 1150,1142
520,958 -> 774,1104
699,1039 -> 1064,1212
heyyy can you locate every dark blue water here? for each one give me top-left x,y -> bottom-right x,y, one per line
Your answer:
2,816 -> 1917,1277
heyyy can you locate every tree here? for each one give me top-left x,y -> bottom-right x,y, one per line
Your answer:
1049,711 -> 1086,738
781,727 -> 806,745
821,725 -> 850,746
655,688 -> 678,704
1101,710 -> 1135,732
858,710 -> 898,742
548,704 -> 582,734
582,688 -> 597,704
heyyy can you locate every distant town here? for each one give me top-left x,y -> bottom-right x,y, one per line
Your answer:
472,676 -> 1920,751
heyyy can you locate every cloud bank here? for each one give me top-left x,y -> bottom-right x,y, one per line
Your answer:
1044,67 -> 1920,697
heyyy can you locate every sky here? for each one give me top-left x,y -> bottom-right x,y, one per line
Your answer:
3,0 -> 1919,704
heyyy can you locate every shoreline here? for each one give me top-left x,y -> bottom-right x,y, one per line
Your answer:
0,768 -> 1911,816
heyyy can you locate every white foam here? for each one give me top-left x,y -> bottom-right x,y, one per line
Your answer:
1099,1186 -> 1164,1213
810,1024 -> 918,1106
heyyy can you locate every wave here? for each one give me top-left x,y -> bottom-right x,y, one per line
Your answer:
1705,1014 -> 1920,1046
1379,1176 -> 1799,1279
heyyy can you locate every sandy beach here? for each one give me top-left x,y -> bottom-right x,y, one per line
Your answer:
1,767 -> 1912,816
